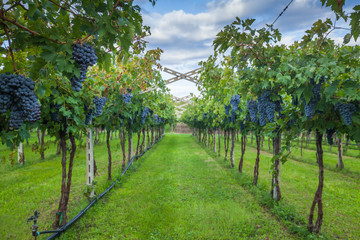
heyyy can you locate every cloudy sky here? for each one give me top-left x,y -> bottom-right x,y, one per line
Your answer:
134,0 -> 358,97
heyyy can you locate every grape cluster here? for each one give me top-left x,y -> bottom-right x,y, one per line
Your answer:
83,97 -> 106,125
154,114 -> 159,124
335,103 -> 356,126
70,69 -> 87,92
93,96 -> 106,117
224,104 -> 231,116
203,113 -> 207,119
230,94 -> 240,123
84,105 -> 93,125
304,78 -> 323,119
141,107 -> 150,125
71,43 -> 97,92
123,89 -> 133,104
304,100 -> 316,119
73,43 -> 97,67
0,74 -> 41,129
326,128 -> 336,145
247,100 -> 258,123
257,90 -> 278,127
230,94 -> 240,107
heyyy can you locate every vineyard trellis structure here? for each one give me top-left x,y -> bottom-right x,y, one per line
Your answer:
163,67 -> 202,116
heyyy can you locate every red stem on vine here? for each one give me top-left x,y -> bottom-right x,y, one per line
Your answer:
48,0 -> 95,22
3,23 -> 17,73
0,12 -> 66,44
83,82 -> 99,94
110,0 -> 121,16
5,2 -> 28,11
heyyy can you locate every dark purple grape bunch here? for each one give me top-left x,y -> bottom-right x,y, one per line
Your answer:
247,100 -> 258,123
0,74 -> 41,129
70,70 -> 87,92
84,104 -> 93,125
230,94 -> 240,123
257,90 -> 277,126
73,43 -> 97,67
154,114 -> 159,125
326,128 -> 336,145
141,107 -> 150,125
224,104 -> 231,116
304,77 -> 323,119
71,43 -> 97,92
93,96 -> 106,118
122,89 -> 133,104
335,103 -> 356,126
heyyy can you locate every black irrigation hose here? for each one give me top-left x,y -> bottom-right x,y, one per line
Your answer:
44,134 -> 164,240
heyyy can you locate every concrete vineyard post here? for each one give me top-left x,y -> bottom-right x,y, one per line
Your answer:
86,128 -> 95,197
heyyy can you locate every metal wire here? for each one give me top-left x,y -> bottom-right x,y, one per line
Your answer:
267,0 -> 294,31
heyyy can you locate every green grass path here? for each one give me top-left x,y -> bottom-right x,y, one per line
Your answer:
62,134 -> 293,239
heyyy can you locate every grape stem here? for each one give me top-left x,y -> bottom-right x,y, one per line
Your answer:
3,22 -> 17,72
5,2 -> 28,11
78,26 -> 98,44
83,82 -> 100,94
48,0 -> 95,22
0,11 -> 66,44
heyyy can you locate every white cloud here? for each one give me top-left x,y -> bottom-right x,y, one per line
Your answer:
142,0 -> 357,97
144,0 -> 280,43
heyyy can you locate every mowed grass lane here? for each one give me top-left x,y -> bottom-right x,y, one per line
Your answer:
0,132 -> 137,240
226,137 -> 360,239
62,134 -> 294,239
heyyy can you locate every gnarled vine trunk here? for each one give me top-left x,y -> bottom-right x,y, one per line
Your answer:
238,135 -> 246,173
120,129 -> 126,170
140,128 -> 146,152
308,130 -> 324,233
218,129 -> 221,157
106,130 -> 112,180
136,131 -> 141,155
253,132 -> 261,186
230,129 -> 235,168
337,136 -> 344,169
53,131 -> 76,229
40,129 -> 45,159
224,130 -> 229,161
300,131 -> 304,157
271,129 -> 281,201
128,130 -> 133,163
213,129 -> 216,153
151,128 -> 154,145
